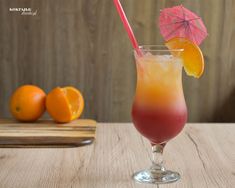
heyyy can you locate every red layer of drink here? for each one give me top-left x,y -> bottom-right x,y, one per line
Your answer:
132,102 -> 187,144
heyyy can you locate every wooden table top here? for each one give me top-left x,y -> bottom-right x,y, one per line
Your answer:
0,123 -> 234,188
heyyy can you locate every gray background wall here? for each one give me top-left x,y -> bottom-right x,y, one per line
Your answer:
0,0 -> 235,122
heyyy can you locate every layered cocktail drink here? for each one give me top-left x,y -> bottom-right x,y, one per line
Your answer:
131,46 -> 187,184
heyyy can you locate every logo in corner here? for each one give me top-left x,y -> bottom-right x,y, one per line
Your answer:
9,8 -> 37,16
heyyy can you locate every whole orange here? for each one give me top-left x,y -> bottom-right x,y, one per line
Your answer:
10,85 -> 46,122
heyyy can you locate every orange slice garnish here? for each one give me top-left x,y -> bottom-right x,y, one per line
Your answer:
166,37 -> 204,78
46,87 -> 84,123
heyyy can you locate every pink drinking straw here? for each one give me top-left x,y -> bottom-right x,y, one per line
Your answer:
113,0 -> 142,56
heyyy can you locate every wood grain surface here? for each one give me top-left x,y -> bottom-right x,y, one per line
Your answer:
0,123 -> 234,188
0,0 -> 235,122
0,119 -> 97,147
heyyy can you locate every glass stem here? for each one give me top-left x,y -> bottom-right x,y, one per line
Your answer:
151,144 -> 165,172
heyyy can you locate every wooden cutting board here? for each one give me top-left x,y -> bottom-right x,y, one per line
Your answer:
0,119 -> 97,148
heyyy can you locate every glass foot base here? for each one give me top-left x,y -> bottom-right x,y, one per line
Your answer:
133,169 -> 180,184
